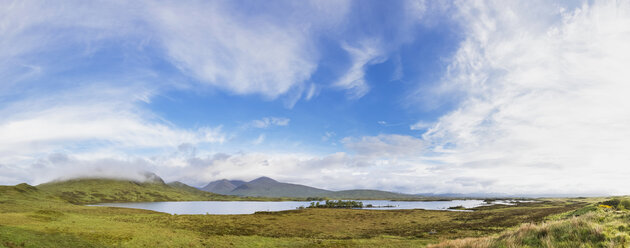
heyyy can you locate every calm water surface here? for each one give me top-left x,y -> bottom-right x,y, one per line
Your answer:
90,200 -> 513,215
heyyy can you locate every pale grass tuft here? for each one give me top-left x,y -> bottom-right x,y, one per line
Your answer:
427,237 -> 493,248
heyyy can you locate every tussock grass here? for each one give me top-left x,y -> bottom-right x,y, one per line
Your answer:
430,202 -> 630,248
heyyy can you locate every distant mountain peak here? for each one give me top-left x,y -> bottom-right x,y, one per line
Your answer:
200,178 -> 246,194
250,176 -> 277,184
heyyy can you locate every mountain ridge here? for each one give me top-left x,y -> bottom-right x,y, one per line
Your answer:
200,176 -> 423,199
36,178 -> 243,204
200,179 -> 246,195
228,177 -> 332,198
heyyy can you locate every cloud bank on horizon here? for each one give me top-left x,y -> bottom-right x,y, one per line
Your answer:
1,0 -> 629,195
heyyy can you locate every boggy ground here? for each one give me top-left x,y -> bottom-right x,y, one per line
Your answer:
156,200 -> 585,240
0,184 -> 589,247
430,203 -> 630,247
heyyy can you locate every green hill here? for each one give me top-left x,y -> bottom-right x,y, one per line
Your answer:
0,183 -> 74,212
167,181 -> 206,192
37,178 -> 240,204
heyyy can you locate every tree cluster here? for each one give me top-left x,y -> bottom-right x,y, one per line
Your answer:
308,200 -> 364,209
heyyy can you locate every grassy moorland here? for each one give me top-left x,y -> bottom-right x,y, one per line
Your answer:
35,179 -> 298,204
430,199 -> 630,247
0,181 -> 609,247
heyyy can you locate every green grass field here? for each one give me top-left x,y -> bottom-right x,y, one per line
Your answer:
1,182 -> 626,247
431,202 -> 630,247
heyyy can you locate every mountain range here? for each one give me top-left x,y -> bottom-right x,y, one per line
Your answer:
28,172 -> 427,205
200,176 -> 421,199
35,173 -> 245,204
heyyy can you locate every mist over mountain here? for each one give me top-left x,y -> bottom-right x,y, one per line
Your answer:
34,174 -> 250,204
45,170 -> 169,185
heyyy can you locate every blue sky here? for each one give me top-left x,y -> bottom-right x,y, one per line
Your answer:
2,0 -> 630,195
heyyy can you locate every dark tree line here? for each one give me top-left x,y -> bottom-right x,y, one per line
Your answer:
308,200 -> 364,209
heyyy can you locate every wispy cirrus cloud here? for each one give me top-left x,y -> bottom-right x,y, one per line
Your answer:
415,0 -> 630,195
333,41 -> 386,99
1,1 -> 355,100
147,1 -> 350,100
409,121 -> 432,130
247,117 -> 290,129
1,0 -> 432,105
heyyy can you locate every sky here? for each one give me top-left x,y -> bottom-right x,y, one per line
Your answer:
1,0 -> 630,195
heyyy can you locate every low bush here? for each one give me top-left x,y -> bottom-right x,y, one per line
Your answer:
599,198 -> 630,210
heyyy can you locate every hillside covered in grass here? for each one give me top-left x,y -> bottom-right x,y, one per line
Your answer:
0,181 -> 591,247
0,183 -> 71,212
430,198 -> 630,248
36,178 -> 245,204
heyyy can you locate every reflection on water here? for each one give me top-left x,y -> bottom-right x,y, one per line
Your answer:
90,199 -> 503,215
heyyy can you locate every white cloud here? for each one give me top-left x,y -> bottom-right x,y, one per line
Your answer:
0,131 -> 429,193
147,1 -> 351,100
148,3 -> 309,98
417,0 -> 630,195
0,1 -> 146,94
410,121 -> 432,130
332,0 -> 432,99
0,85 -> 225,168
0,1 -> 354,101
151,149 -> 426,192
334,41 -> 386,99
252,134 -> 266,145
248,117 -> 290,129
